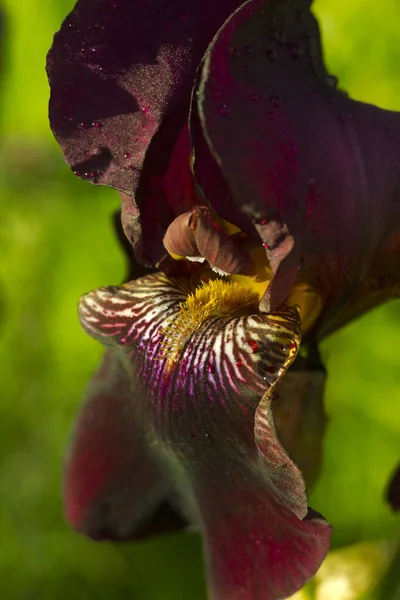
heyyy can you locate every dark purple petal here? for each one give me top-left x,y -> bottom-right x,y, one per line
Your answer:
195,0 -> 400,316
64,351 -> 174,540
318,234 -> 400,338
203,494 -> 330,600
78,273 -> 331,596
47,0 -> 246,263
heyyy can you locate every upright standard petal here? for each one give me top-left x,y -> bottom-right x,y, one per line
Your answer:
195,0 -> 400,323
47,0 -> 246,263
78,272 -> 331,599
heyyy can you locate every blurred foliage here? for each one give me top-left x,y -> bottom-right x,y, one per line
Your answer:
0,0 -> 399,598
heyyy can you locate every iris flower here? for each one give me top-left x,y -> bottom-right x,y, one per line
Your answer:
47,0 -> 400,598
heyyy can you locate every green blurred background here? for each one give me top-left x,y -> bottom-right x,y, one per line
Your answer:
0,0 -> 399,598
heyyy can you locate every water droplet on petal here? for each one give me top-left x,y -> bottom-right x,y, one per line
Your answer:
266,111 -> 276,120
250,93 -> 259,102
325,75 -> 338,88
248,340 -> 259,352
92,121 -> 102,128
218,104 -> 231,117
269,95 -> 281,108
244,45 -> 252,56
287,42 -> 301,58
124,152 -> 131,159
243,64 -> 250,74
275,31 -> 286,45
228,45 -> 240,59
265,49 -> 277,63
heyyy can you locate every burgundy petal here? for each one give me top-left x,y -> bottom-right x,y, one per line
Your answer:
195,0 -> 400,315
64,350 -> 175,540
78,272 -> 331,596
203,493 -> 330,600
47,0 -> 246,264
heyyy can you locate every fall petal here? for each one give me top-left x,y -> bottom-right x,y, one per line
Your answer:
47,0 -> 246,263
64,350 -> 175,540
188,467 -> 331,600
195,0 -> 400,313
78,272 -> 331,594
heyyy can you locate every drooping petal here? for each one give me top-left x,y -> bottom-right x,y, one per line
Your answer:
194,0 -> 400,316
47,0 -> 246,263
203,491 -> 330,600
318,233 -> 400,338
78,272 -> 331,596
64,350 -> 184,540
271,341 -> 327,488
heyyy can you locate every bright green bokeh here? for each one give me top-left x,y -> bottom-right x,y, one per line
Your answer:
0,0 -> 399,598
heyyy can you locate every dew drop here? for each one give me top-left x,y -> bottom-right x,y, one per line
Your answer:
243,64 -> 250,74
265,49 -> 277,63
124,152 -> 131,159
244,45 -> 252,56
248,340 -> 259,353
266,110 -> 276,120
218,104 -> 231,117
325,75 -> 338,88
92,121 -> 102,128
228,45 -> 240,59
236,360 -> 244,368
287,42 -> 301,58
250,93 -> 259,102
275,31 -> 286,45
269,95 -> 281,108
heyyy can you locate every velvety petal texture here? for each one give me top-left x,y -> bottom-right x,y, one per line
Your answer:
75,272 -> 331,598
194,0 -> 400,322
47,0 -> 245,263
64,350 -> 185,540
